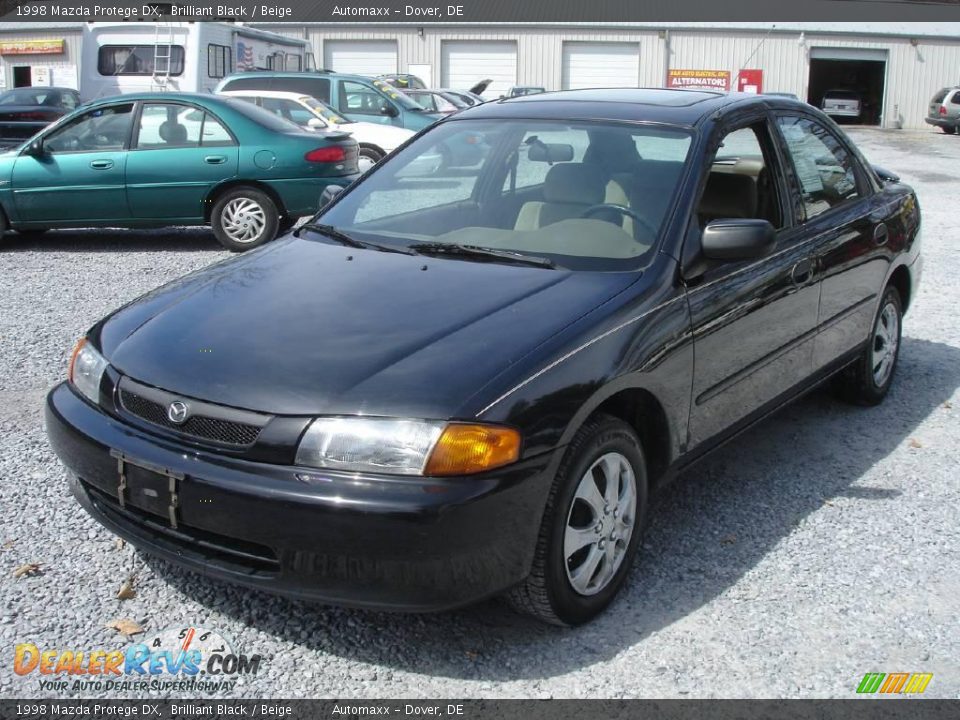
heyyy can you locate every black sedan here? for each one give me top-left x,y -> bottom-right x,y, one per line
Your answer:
0,86 -> 80,144
46,89 -> 922,625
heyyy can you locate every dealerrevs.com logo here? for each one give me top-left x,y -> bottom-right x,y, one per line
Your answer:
14,626 -> 263,693
856,672 -> 933,695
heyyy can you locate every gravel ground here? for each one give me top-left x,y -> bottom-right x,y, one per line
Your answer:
0,128 -> 957,700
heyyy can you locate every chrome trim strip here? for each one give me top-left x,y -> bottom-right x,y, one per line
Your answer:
476,295 -> 686,416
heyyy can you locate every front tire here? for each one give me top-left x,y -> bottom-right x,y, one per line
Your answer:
834,286 -> 903,405
211,187 -> 279,252
508,414 -> 648,626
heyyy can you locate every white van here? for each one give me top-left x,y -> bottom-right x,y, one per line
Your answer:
80,22 -> 310,100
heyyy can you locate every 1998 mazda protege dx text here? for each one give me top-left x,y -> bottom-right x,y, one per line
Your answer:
46,89 -> 921,626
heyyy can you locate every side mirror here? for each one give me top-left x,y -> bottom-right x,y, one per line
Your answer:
307,117 -> 327,130
872,164 -> 899,184
318,184 -> 344,210
23,139 -> 45,157
701,219 -> 776,261
380,104 -> 399,118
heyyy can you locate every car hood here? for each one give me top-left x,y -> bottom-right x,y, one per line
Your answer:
96,237 -> 638,418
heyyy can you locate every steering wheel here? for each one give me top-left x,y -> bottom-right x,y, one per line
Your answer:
580,203 -> 658,240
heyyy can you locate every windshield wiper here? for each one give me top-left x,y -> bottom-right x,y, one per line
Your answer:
295,223 -> 416,255
409,242 -> 557,269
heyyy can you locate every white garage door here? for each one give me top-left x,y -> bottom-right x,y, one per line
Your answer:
810,47 -> 888,62
323,40 -> 397,76
562,42 -> 640,89
442,41 -> 516,99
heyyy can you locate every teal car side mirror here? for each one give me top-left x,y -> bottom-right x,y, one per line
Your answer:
23,139 -> 45,157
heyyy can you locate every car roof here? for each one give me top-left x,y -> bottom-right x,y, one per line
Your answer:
85,92 -> 232,105
221,70 -> 374,83
220,89 -> 311,101
451,88 -> 807,126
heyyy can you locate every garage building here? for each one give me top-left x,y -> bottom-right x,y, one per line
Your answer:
254,21 -> 960,129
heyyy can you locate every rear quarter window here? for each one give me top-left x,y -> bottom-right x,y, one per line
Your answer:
932,88 -> 949,103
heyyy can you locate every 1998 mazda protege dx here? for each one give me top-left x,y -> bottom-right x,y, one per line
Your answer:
46,89 -> 921,625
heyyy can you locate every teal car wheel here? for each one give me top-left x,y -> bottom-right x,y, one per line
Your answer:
211,187 -> 279,252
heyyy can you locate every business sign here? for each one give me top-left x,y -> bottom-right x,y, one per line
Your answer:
0,39 -> 65,56
737,68 -> 763,94
667,69 -> 731,91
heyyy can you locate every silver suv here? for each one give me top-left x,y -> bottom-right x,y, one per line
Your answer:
821,89 -> 862,120
926,86 -> 960,134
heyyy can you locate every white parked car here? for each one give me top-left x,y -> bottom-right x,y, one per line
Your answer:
821,89 -> 862,120
219,90 -> 415,172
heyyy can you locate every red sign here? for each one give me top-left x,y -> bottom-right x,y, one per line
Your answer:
737,69 -> 764,94
667,69 -> 731,91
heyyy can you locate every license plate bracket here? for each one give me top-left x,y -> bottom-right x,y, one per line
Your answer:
110,450 -> 184,529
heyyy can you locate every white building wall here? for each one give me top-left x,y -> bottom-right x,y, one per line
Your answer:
0,29 -> 84,91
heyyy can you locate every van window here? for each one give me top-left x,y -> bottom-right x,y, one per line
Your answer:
98,45 -> 185,76
208,44 -> 232,79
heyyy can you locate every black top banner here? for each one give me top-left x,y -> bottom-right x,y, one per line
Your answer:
1,0 -> 960,23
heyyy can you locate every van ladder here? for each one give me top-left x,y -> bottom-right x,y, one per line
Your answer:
152,22 -> 175,91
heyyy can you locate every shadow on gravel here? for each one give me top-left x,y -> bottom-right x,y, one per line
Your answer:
148,336 -> 960,681
0,227 -> 222,253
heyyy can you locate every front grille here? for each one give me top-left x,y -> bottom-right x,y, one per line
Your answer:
118,384 -> 265,447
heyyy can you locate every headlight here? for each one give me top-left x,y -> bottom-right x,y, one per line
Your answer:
295,418 -> 521,476
68,338 -> 107,405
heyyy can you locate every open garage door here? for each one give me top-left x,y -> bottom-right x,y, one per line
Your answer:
442,41 -> 516,99
808,47 -> 887,126
562,42 -> 640,89
323,40 -> 397,76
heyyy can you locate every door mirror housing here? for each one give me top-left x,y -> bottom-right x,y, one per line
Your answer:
701,219 -> 776,261
380,103 -> 399,118
23,138 -> 45,157
318,184 -> 344,210
307,117 -> 327,130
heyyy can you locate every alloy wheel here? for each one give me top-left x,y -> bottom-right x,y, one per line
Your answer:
871,301 -> 899,387
564,452 -> 637,596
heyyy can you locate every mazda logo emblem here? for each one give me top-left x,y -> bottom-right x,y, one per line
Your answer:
167,401 -> 190,425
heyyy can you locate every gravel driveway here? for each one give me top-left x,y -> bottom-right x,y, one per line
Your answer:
1,128 -> 957,700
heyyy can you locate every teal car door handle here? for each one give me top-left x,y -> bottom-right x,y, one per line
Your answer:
90,160 -> 114,170
204,155 -> 227,165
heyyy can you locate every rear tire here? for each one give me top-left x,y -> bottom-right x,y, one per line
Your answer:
508,414 -> 648,626
211,187 -> 279,252
833,286 -> 903,406
942,126 -> 957,135
358,146 -> 385,173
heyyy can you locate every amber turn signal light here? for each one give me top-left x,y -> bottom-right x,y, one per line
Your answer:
67,337 -> 86,384
423,424 -> 522,476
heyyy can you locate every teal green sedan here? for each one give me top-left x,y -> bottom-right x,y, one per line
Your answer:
0,93 -> 361,251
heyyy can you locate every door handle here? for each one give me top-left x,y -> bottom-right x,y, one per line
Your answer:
89,160 -> 114,170
873,222 -> 889,245
204,155 -> 227,165
790,258 -> 814,285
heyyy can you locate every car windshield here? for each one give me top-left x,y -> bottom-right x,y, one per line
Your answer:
302,96 -> 352,124
0,88 -> 63,105
370,78 -> 425,111
221,97 -> 303,133
317,118 -> 693,271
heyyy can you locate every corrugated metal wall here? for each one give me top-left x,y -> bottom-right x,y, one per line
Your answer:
268,24 -> 960,129
0,29 -> 84,90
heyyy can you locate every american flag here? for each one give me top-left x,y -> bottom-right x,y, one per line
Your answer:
236,42 -> 255,71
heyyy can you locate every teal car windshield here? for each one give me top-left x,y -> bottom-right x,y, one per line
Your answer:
318,118 -> 693,271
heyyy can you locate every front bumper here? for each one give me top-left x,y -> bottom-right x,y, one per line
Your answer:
46,383 -> 555,611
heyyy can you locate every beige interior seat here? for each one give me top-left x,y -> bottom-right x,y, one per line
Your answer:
514,163 -> 609,230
